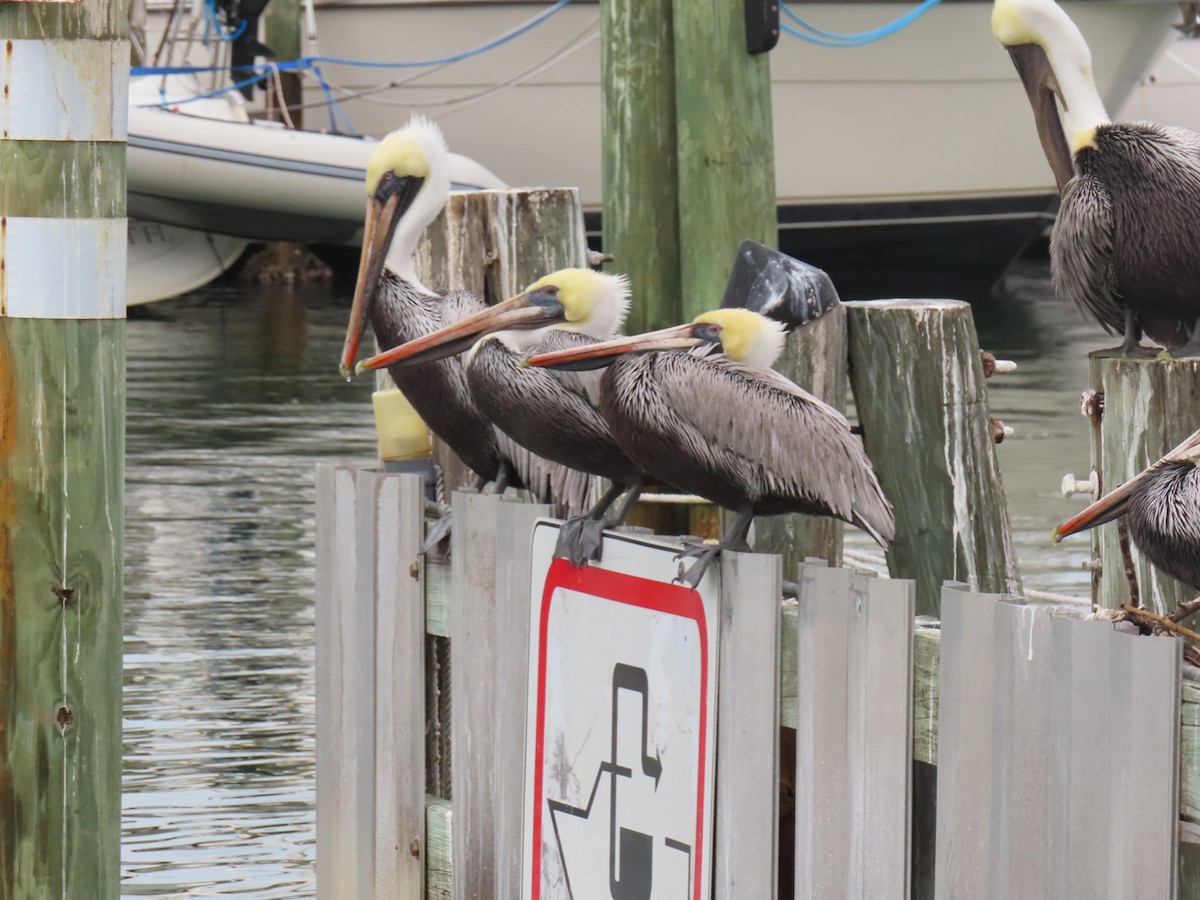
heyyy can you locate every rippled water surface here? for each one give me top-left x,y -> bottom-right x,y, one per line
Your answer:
121,262 -> 1104,895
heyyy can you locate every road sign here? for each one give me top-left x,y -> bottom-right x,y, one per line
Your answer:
522,523 -> 720,900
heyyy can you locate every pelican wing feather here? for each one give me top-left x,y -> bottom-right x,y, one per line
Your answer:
1052,172 -> 1124,336
655,353 -> 895,546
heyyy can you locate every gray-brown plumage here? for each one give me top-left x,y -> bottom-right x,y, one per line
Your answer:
994,0 -> 1200,354
528,308 -> 894,587
1054,124 -> 1200,351
1055,427 -> 1200,591
357,268 -> 642,560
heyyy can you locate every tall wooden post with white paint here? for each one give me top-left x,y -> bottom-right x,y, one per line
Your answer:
0,1 -> 127,896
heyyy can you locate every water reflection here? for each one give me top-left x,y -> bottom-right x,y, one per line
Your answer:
121,261 -> 1104,895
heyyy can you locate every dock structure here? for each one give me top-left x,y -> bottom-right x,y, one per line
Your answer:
1084,354 -> 1200,615
316,477 -> 1200,898
0,0 -> 127,896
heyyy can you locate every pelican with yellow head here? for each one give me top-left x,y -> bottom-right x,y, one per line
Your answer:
993,0 -> 1200,355
527,307 -> 895,588
358,267 -> 646,564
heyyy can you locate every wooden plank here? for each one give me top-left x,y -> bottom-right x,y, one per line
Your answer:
934,585 -> 997,899
780,601 -> 798,730
492,499 -> 550,900
0,318 -> 124,898
845,300 -> 1022,617
1086,355 -> 1200,614
755,306 -> 847,573
369,472 -> 426,899
912,628 -> 940,767
1183,682 -> 1200,827
450,490 -> 504,900
0,3 -> 127,40
315,464 -> 375,899
426,797 -> 452,900
794,563 -> 913,900
601,0 -> 681,333
672,0 -> 776,322
713,550 -> 781,900
1050,616 -> 1181,897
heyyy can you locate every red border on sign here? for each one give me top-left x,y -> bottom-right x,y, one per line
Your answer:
530,558 -> 709,898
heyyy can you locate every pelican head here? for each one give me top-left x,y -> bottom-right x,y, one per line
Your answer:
339,116 -> 450,379
992,0 -> 1110,191
525,307 -> 786,372
1052,427 -> 1200,542
353,268 -> 631,373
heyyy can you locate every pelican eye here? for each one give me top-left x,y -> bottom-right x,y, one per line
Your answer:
693,323 -> 722,344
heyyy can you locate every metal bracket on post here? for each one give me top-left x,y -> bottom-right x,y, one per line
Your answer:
744,0 -> 780,54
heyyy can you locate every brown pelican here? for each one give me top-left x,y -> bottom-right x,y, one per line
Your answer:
994,0 -> 1200,355
1053,427 -> 1200,591
358,268 -> 646,564
527,308 -> 895,587
337,116 -> 588,515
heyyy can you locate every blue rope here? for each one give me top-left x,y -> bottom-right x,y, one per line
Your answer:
140,71 -> 269,106
204,0 -> 247,44
132,0 -> 571,77
779,0 -> 941,47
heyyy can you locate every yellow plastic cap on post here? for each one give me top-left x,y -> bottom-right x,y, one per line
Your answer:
372,388 -> 432,461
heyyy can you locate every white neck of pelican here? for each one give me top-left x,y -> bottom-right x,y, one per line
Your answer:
994,0 -> 1110,153
384,156 -> 449,291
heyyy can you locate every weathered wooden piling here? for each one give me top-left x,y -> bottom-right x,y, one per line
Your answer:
601,0 -> 776,330
1083,354 -> 1200,615
0,3 -> 127,896
845,300 -> 1021,617
263,0 -> 302,126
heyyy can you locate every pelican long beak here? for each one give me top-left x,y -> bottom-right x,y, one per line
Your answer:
1006,43 -> 1074,193
338,176 -> 424,380
1052,478 -> 1135,543
526,323 -> 703,372
1052,427 -> 1200,541
355,290 -> 566,374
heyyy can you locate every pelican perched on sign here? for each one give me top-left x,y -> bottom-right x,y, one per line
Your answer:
527,308 -> 895,587
358,268 -> 646,564
1053,427 -> 1200,591
993,0 -> 1200,355
337,116 -> 589,516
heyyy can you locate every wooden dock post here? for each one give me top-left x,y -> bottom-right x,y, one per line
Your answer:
1083,355 -> 1200,615
263,0 -> 302,126
0,3 -> 127,896
845,300 -> 1021,617
602,0 -> 776,330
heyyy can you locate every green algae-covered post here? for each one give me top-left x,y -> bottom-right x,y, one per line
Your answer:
846,300 -> 1021,617
0,0 -> 127,896
602,0 -> 776,331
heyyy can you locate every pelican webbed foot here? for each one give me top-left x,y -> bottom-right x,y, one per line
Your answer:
553,515 -> 607,567
1103,308 -> 1159,358
551,481 -> 645,567
672,508 -> 755,591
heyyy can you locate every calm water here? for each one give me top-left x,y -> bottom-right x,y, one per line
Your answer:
120,261 -> 1103,896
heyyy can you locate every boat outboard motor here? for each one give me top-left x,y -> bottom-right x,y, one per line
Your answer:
214,0 -> 276,99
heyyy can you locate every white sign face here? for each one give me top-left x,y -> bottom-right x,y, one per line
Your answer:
521,523 -> 720,900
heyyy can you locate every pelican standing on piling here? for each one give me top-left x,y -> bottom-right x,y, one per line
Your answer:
1053,427 -> 1200,592
337,117 -> 589,514
993,0 -> 1200,355
527,308 -> 895,587
358,268 -> 646,564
